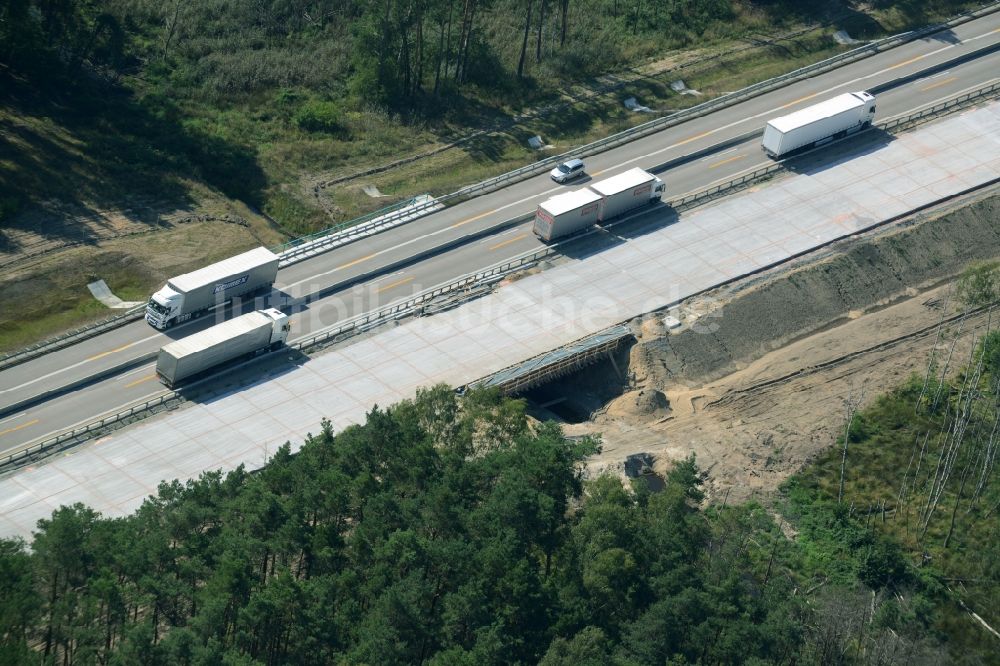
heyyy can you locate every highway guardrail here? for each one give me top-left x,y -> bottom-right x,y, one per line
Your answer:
275,194 -> 444,267
3,81 -> 1000,474
271,195 -> 423,255
412,1 -> 1000,202
0,392 -> 184,473
3,5 -> 996,370
0,304 -> 147,372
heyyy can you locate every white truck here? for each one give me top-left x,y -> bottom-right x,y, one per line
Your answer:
145,247 -> 280,329
533,167 -> 665,242
761,91 -> 876,158
532,189 -> 603,242
155,308 -> 291,387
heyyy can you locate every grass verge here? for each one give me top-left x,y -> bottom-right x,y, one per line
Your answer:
0,1 -> 993,349
0,219 -> 277,353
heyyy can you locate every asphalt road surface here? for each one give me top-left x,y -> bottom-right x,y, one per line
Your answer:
1,13 -> 999,455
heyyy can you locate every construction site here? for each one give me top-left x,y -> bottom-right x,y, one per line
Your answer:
517,186 -> 1000,501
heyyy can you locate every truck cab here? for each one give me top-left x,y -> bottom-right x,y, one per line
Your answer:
854,90 -> 876,126
262,308 -> 291,349
652,177 -> 665,200
146,287 -> 183,330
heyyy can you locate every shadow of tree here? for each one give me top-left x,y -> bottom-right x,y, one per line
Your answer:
0,71 -> 266,251
460,133 -> 512,163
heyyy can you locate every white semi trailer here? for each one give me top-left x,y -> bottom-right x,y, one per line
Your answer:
533,167 -> 665,242
145,247 -> 280,329
761,91 -> 876,158
155,308 -> 290,387
532,189 -> 603,242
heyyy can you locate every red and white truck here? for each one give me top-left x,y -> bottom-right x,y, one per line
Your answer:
533,167 -> 665,242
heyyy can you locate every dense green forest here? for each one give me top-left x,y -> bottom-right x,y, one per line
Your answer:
1,373 -> 997,664
0,0 -> 836,104
0,0 -> 986,233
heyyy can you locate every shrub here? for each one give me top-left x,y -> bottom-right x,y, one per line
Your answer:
956,260 -> 1000,307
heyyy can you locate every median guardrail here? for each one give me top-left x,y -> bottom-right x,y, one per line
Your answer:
3,80 -> 1000,474
3,5 -> 996,370
409,1 -> 1000,203
0,304 -> 148,372
879,78 -> 1000,132
275,194 -> 444,267
0,392 -> 183,473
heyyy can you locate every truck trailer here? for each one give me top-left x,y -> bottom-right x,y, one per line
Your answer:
532,189 -> 603,241
533,167 -> 665,242
761,91 -> 876,158
146,247 -> 280,329
155,308 -> 290,387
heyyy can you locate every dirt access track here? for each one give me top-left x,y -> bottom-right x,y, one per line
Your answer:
546,185 -> 1000,502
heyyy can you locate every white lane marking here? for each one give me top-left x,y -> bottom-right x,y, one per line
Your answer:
14,385 -> 164,450
703,147 -> 738,160
480,226 -> 522,244
119,364 -> 155,379
285,26 -> 998,293
0,332 -> 162,394
882,77 -> 1000,122
0,412 -> 27,426
640,29 -> 995,161
913,69 -> 952,85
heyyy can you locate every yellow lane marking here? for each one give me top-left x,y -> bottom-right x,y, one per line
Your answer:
377,276 -> 414,294
778,92 -> 821,110
919,76 -> 957,92
0,419 -> 39,438
489,234 -> 528,251
87,341 -> 140,362
337,252 -> 378,271
884,53 -> 926,73
449,209 -> 495,229
589,169 -> 606,177
673,130 -> 713,148
708,154 -> 746,169
124,374 -> 157,389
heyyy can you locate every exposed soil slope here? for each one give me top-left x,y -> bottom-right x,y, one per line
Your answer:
554,188 -> 1000,501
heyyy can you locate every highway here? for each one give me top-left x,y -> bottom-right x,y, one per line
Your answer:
1,13 -> 999,455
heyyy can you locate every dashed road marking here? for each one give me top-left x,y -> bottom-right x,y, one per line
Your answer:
708,154 -> 747,169
489,234 -> 528,251
376,276 -> 414,293
124,374 -> 157,389
0,419 -> 39,438
920,75 -> 958,92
